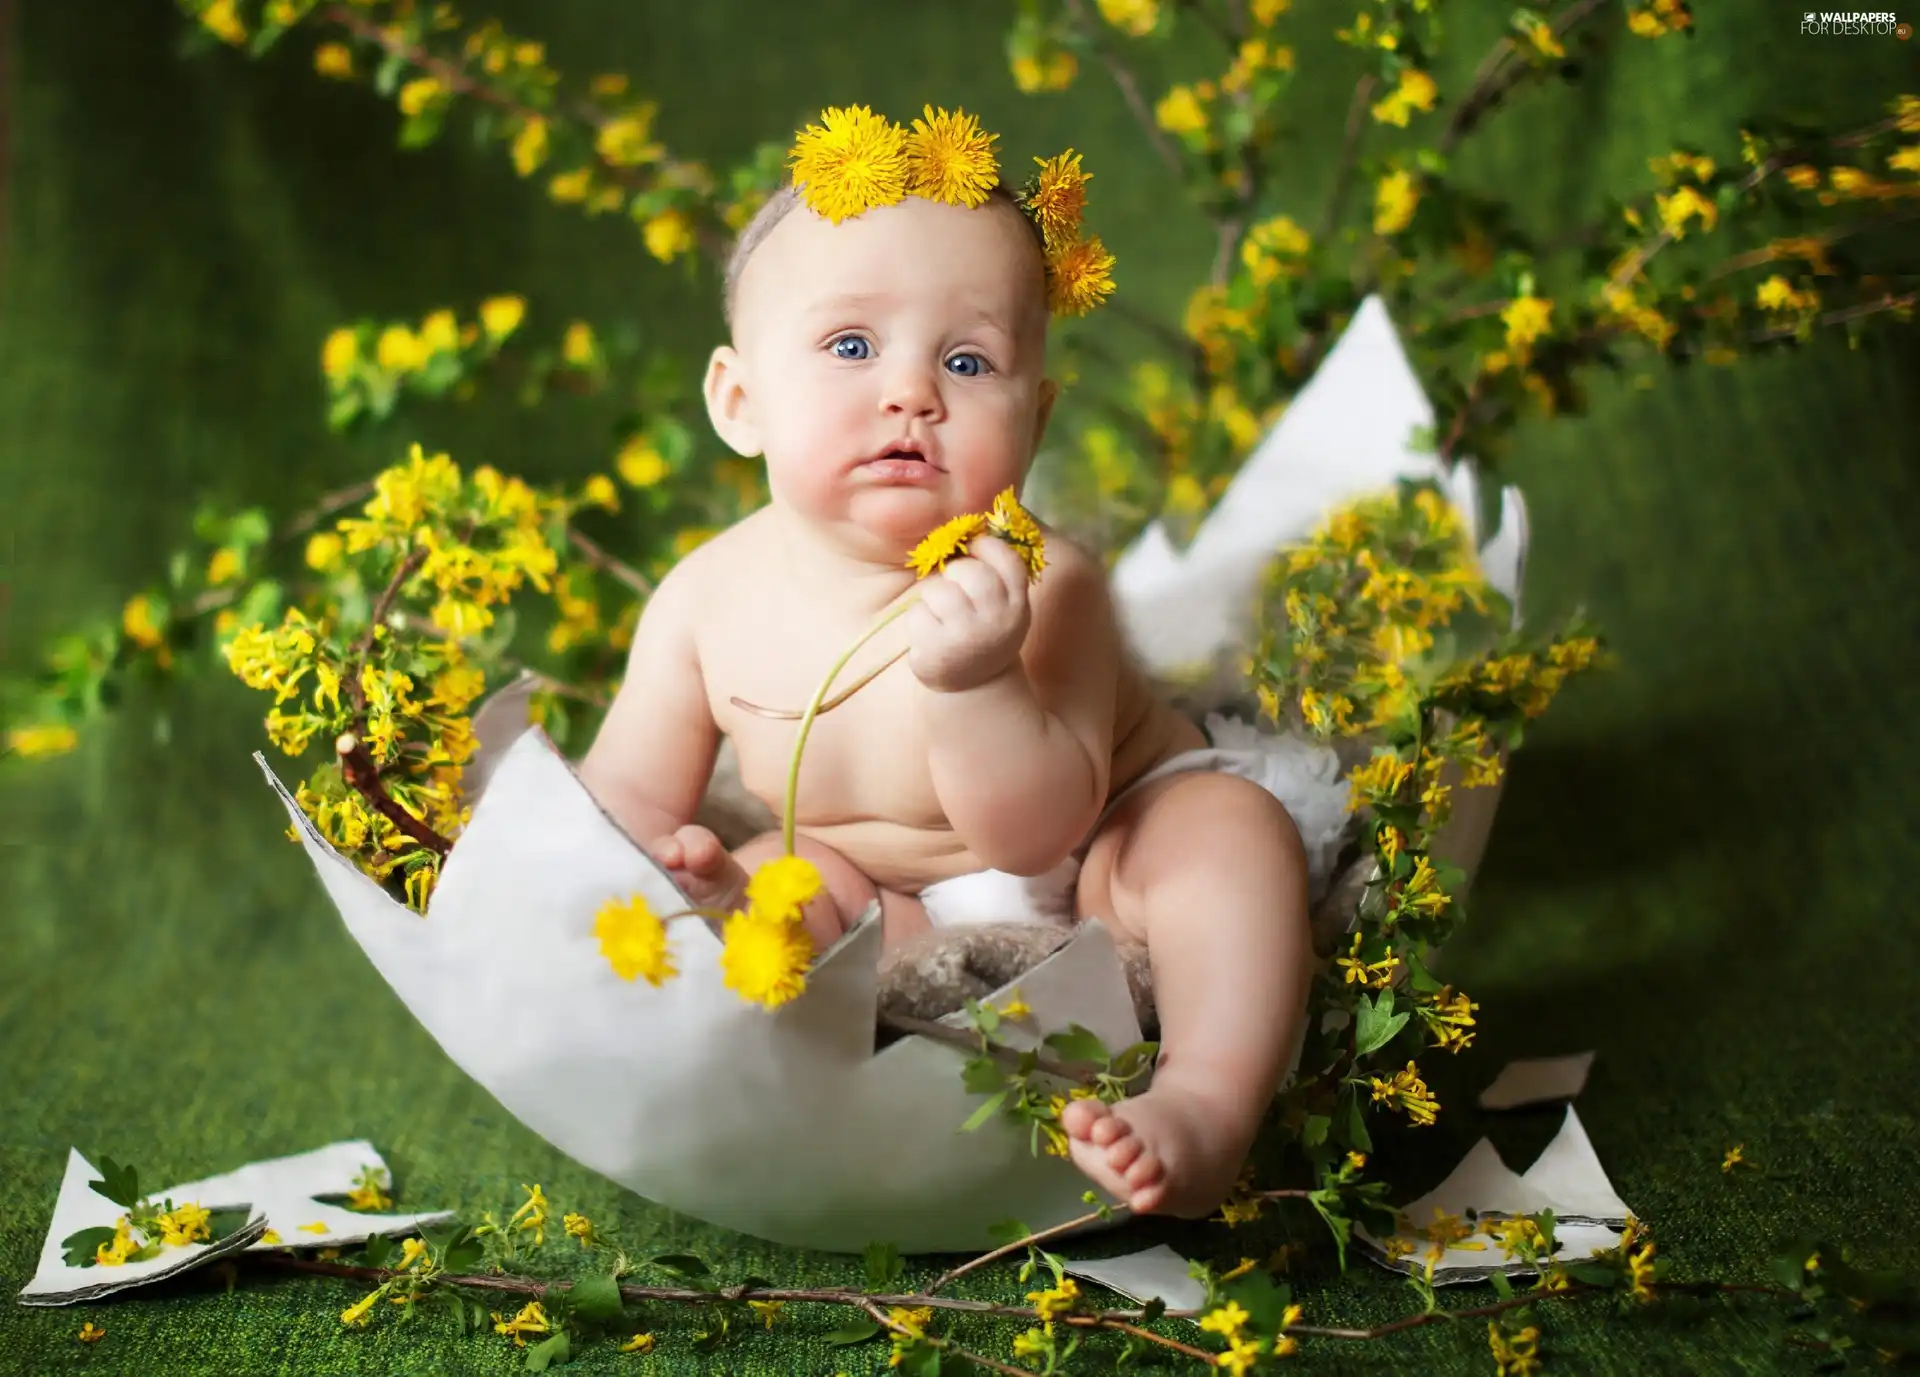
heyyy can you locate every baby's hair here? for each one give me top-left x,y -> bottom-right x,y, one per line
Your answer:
721,180 -> 1047,332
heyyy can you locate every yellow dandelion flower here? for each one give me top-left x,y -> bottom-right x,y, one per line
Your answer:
1046,235 -> 1116,316
593,895 -> 676,986
719,909 -> 813,1009
789,105 -> 909,224
987,487 -> 1047,581
1024,151 -> 1091,249
907,512 -> 988,578
744,855 -> 825,923
903,105 -> 998,209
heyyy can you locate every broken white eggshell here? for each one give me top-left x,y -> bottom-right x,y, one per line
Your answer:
255,295 -> 1528,1255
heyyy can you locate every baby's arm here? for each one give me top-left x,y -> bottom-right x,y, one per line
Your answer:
576,555 -> 720,854
919,537 -> 1120,876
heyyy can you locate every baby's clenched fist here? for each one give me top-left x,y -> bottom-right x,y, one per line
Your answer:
905,535 -> 1033,694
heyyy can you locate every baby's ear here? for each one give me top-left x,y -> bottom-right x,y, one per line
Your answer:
703,345 -> 762,457
1031,377 -> 1061,450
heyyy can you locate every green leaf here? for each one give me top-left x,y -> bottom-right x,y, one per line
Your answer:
987,1219 -> 1032,1247
523,1331 -> 571,1371
863,1240 -> 904,1290
360,1233 -> 394,1270
60,1226 -> 118,1267
1222,1272 -> 1292,1333
1354,995 -> 1411,1058
826,1318 -> 882,1345
88,1157 -> 141,1209
1568,1263 -> 1619,1287
1140,1297 -> 1166,1324
1345,1090 -> 1374,1154
960,1057 -> 1004,1095
1302,1114 -> 1332,1148
1490,1271 -> 1514,1300
373,48 -> 406,97
960,1090 -> 1008,1134
567,1273 -> 624,1324
1042,1023 -> 1110,1066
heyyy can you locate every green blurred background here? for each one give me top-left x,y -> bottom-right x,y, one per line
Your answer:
2,1 -> 1916,1373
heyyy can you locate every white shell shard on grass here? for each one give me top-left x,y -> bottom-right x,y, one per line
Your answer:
256,296 -> 1532,1255
1357,1107 -> 1634,1285
20,1141 -> 448,1305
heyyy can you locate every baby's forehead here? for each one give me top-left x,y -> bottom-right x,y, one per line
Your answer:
740,196 -> 1048,337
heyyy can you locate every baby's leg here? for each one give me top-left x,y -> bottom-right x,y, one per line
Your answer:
714,831 -> 930,954
1064,771 -> 1312,1217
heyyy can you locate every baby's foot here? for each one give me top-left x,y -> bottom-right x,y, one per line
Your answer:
648,824 -> 751,915
1060,1086 -> 1254,1219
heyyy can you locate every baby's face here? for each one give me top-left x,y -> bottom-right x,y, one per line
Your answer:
711,195 -> 1055,560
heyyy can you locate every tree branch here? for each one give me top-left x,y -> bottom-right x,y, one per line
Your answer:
1060,0 -> 1188,183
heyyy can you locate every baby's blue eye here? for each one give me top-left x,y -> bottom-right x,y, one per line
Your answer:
946,353 -> 988,377
831,337 -> 871,360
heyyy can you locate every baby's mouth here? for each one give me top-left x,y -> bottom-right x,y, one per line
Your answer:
864,444 -> 939,469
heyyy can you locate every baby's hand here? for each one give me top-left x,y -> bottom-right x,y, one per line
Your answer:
647,824 -> 749,912
906,535 -> 1033,694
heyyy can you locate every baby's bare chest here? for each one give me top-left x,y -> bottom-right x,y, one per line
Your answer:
697,603 -> 950,831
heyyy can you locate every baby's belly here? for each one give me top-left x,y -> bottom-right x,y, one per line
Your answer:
790,816 -> 985,894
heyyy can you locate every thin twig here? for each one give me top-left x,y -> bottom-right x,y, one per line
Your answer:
1704,206 -> 1920,280
564,524 -> 653,598
1061,0 -> 1187,183
863,1300 -> 1035,1376
926,1206 -> 1123,1296
1319,74 -> 1379,243
1439,0 -> 1610,157
1606,116 -> 1905,293
1748,290 -> 1915,342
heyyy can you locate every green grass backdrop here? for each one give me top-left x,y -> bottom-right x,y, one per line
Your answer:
2,1 -> 1916,1372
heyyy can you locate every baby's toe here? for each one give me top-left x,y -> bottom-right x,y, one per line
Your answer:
1060,1098 -> 1110,1142
1102,1132 -> 1145,1176
1123,1147 -> 1163,1192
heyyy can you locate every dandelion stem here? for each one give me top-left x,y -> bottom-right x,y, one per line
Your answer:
781,594 -> 918,855
731,647 -> 907,720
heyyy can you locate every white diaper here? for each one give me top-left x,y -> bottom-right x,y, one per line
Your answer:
917,712 -> 1352,928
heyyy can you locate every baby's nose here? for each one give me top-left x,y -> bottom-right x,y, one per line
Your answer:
879,363 -> 944,417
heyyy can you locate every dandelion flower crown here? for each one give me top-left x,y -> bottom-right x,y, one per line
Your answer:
787,104 -> 1117,318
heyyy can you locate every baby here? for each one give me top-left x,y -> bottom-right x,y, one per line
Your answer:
578,140 -> 1316,1219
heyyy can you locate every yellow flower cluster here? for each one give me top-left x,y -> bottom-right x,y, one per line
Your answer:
1626,0 -> 1692,37
786,105 -> 1115,316
1489,1319 -> 1544,1375
1368,1059 -> 1440,1125
1371,68 -> 1438,127
321,297 -> 524,384
93,1201 -> 212,1267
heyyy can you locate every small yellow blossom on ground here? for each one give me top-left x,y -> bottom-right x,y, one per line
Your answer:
1722,1144 -> 1749,1173
620,1332 -> 656,1353
748,1299 -> 784,1328
340,1290 -> 382,1328
493,1300 -> 551,1346
1027,1276 -> 1080,1321
76,1322 -> 105,1344
510,1184 -> 549,1246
